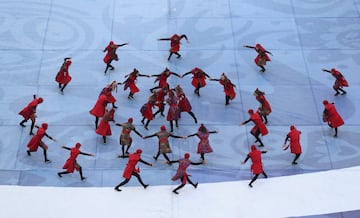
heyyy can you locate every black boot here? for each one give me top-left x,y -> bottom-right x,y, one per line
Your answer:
260,66 -> 266,72
19,120 -> 27,127
225,96 -> 230,105
144,120 -> 150,130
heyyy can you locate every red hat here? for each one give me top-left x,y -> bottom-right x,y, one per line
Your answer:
41,123 -> 48,129
248,109 -> 254,114
184,153 -> 190,159
160,125 -> 166,131
290,125 -> 295,130
136,149 -> 142,154
76,142 -> 81,148
109,41 -> 114,45
251,144 -> 257,151
323,100 -> 329,105
38,97 -> 44,103
128,117 -> 133,123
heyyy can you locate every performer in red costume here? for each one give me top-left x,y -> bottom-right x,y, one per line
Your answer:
174,85 -> 198,124
241,145 -> 268,188
95,108 -> 115,144
140,92 -> 157,130
114,149 -> 152,192
119,68 -> 150,99
99,81 -> 118,108
152,87 -> 168,118
26,123 -> 56,163
143,125 -> 186,164
187,124 -> 218,162
244,44 -> 272,72
158,34 -> 189,61
115,117 -> 143,158
89,92 -> 112,129
322,68 -> 349,96
253,88 -> 272,124
169,153 -> 203,194
240,109 -> 268,147
210,73 -> 236,105
283,125 -> 302,165
19,94 -> 44,135
149,67 -> 181,92
182,67 -> 211,96
322,100 -> 344,137
57,142 -> 94,180
166,89 -> 181,132
103,41 -> 128,75
55,57 -> 72,94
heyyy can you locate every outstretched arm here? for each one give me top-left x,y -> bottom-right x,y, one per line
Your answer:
265,50 -> 273,56
204,72 -> 211,78
158,38 -> 171,41
180,34 -> 189,41
191,161 -> 203,165
80,151 -> 95,156
210,78 -> 220,81
283,135 -> 290,145
139,158 -> 153,166
143,133 -> 157,139
240,119 -> 251,125
322,68 -> 331,73
118,43 -> 129,47
169,134 -> 186,139
171,72 -> 182,78
61,146 -> 71,150
241,155 -> 250,164
133,128 -> 143,138
182,71 -> 192,77
243,45 -> 255,49
187,133 -> 197,138
168,159 -> 179,164
45,133 -> 56,141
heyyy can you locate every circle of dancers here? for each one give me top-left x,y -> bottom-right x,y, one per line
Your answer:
17,33 -> 349,192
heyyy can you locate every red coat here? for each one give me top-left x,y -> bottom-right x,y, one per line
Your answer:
122,152 -> 141,179
19,98 -> 42,120
254,44 -> 271,66
62,147 -> 81,173
177,93 -> 192,112
166,95 -> 180,121
55,61 -> 72,84
170,34 -> 181,53
191,68 -> 207,88
155,89 -> 167,110
331,69 -> 349,88
247,146 -> 264,174
220,79 -> 236,99
99,87 -> 116,104
154,71 -> 171,88
250,113 -> 268,136
140,100 -> 154,120
323,103 -> 344,128
103,44 -> 119,64
256,95 -> 271,115
96,109 -> 115,136
27,127 -> 47,152
171,158 -> 191,183
89,94 -> 109,117
123,74 -> 140,94
287,128 -> 302,154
